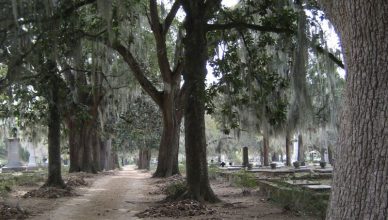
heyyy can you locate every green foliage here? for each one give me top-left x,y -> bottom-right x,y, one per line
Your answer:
113,95 -> 162,153
262,180 -> 329,218
0,172 -> 46,197
178,163 -> 186,175
208,28 -> 290,133
208,166 -> 220,180
232,170 -> 257,189
165,181 -> 187,200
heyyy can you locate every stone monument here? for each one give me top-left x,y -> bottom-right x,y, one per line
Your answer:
2,138 -> 25,172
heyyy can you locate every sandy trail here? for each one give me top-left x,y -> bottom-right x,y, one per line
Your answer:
22,166 -> 317,220
30,166 -> 154,220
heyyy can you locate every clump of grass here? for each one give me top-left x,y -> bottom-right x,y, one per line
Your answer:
233,170 -> 257,188
178,163 -> 186,175
229,170 -> 258,195
165,181 -> 187,200
208,166 -> 220,180
0,172 -> 47,197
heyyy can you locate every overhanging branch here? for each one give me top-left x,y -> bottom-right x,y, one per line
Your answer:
163,0 -> 181,35
314,45 -> 344,69
206,22 -> 294,34
111,42 -> 163,106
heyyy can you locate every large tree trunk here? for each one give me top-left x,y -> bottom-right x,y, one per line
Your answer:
66,115 -> 81,172
263,134 -> 269,166
327,144 -> 333,165
92,129 -> 101,172
81,125 -> 96,173
297,134 -> 304,162
138,148 -> 151,170
45,63 -> 65,188
285,132 -> 291,166
153,91 -> 182,177
319,1 -> 388,219
67,117 -> 100,173
100,139 -> 107,170
181,0 -> 218,202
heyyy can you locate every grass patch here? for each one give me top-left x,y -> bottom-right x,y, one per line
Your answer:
165,181 -> 187,200
230,170 -> 258,188
0,170 -> 47,197
178,163 -> 186,175
259,180 -> 329,219
208,165 -> 220,180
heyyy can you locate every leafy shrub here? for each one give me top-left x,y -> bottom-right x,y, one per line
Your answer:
165,181 -> 187,200
178,163 -> 186,175
208,166 -> 220,180
233,170 -> 257,189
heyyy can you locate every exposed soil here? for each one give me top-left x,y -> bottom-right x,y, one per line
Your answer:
1,166 -> 318,220
22,187 -> 76,199
0,201 -> 29,219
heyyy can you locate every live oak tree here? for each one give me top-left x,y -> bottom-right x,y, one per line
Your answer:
93,0 -> 185,177
1,0 -> 120,181
180,0 -> 220,202
207,0 -> 345,168
318,0 -> 388,219
0,0 -> 70,187
180,0 -> 298,201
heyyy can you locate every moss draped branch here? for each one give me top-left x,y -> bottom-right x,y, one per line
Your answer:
111,42 -> 163,106
207,22 -> 344,69
206,22 -> 294,34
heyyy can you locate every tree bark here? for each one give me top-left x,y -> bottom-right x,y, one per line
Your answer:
327,144 -> 333,165
138,148 -> 151,170
263,134 -> 269,166
81,125 -> 96,173
242,147 -> 249,167
318,1 -> 388,219
153,91 -> 182,177
181,0 -> 218,202
297,134 -> 304,162
65,68 -> 103,173
112,1 -> 184,178
285,131 -> 291,166
92,129 -> 101,172
66,115 -> 81,172
100,138 -> 107,170
45,61 -> 65,188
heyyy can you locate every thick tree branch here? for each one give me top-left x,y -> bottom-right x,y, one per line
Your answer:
204,0 -> 222,19
149,0 -> 162,34
206,22 -> 294,34
172,27 -> 184,81
207,22 -> 295,34
59,0 -> 96,18
111,42 -> 163,106
149,0 -> 172,83
314,45 -> 344,69
177,81 -> 187,117
162,0 -> 182,35
172,61 -> 184,81
4,0 -> 96,31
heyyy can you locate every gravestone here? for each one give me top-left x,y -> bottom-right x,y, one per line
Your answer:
2,138 -> 25,172
242,147 -> 248,167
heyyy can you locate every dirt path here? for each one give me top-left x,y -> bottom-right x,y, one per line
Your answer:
17,166 -> 317,220
29,166 -> 159,220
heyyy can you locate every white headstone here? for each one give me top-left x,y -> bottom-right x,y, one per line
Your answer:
2,138 -> 24,172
